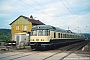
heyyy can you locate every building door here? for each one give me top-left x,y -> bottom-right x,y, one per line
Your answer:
16,35 -> 19,45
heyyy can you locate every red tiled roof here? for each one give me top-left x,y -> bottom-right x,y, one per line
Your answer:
9,15 -> 45,25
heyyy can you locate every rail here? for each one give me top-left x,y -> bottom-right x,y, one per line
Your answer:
42,40 -> 89,60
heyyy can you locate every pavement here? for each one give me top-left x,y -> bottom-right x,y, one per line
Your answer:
0,41 -> 90,60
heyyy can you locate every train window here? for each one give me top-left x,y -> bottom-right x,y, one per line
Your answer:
54,32 -> 56,38
30,30 -> 37,36
65,34 -> 66,38
48,30 -> 50,36
61,33 -> 62,38
66,34 -> 67,38
72,35 -> 74,38
43,30 -> 48,36
75,35 -> 77,38
58,33 -> 60,38
68,34 -> 69,38
70,35 -> 71,38
71,35 -> 72,38
63,34 -> 65,38
63,34 -> 66,38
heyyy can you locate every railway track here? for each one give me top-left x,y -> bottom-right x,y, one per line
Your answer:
0,52 -> 25,59
0,40 -> 89,60
0,50 -> 42,60
9,52 -> 40,60
42,40 -> 89,60
59,41 -> 88,60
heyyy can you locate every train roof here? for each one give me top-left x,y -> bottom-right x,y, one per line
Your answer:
32,25 -> 76,34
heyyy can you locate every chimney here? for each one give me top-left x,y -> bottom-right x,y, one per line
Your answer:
30,15 -> 33,19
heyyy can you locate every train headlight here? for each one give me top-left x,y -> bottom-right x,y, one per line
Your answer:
36,39 -> 39,41
31,39 -> 34,41
8,43 -> 11,44
41,39 -> 43,41
32,39 -> 34,41
13,43 -> 16,44
41,39 -> 44,41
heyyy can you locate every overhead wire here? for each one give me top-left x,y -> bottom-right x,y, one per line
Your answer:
18,0 -> 66,26
32,0 -> 61,17
65,0 -> 89,32
32,0 -> 68,26
59,0 -> 87,32
32,0 -> 46,10
60,0 -> 83,25
65,0 -> 85,26
18,0 -> 49,17
32,0 -> 83,30
18,0 -> 88,33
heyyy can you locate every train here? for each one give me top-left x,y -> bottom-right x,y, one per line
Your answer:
30,25 -> 85,50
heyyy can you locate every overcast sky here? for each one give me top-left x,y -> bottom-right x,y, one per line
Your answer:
0,0 -> 90,33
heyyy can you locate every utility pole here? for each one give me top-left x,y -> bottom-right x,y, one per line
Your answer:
77,27 -> 79,33
68,27 -> 69,30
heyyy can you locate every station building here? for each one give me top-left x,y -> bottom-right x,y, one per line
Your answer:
9,15 -> 45,45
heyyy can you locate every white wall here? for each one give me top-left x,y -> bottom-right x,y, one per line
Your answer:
15,34 -> 29,45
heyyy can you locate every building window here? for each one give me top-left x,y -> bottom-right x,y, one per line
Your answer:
24,25 -> 27,30
16,26 -> 19,30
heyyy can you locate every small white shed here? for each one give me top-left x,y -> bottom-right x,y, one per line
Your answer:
14,33 -> 29,45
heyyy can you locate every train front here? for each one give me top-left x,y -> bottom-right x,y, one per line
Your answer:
30,25 -> 50,50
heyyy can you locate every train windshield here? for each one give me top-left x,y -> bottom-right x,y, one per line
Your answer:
38,30 -> 49,36
31,30 -> 49,36
31,30 -> 37,36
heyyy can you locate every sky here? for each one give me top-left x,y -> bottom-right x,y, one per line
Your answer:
0,0 -> 90,33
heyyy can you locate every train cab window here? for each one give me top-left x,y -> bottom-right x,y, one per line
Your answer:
38,30 -> 43,36
30,30 -> 37,36
38,30 -> 49,36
